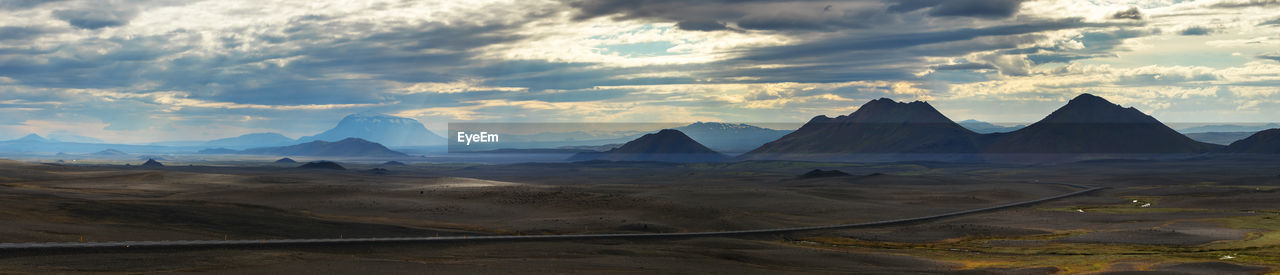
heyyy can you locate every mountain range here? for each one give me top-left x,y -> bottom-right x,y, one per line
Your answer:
739,94 -> 1226,161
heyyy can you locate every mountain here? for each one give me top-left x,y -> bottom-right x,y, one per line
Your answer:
239,138 -> 408,157
672,122 -> 791,153
984,94 -> 1220,153
47,132 -> 104,143
1185,132 -> 1256,145
1180,123 -> 1280,133
298,161 -> 345,170
1222,129 -> 1280,153
12,134 -> 47,143
741,98 -> 983,159
275,157 -> 297,163
204,132 -> 295,149
89,149 -> 128,156
570,129 -> 726,163
958,119 -> 1025,134
299,112 -> 444,147
140,159 -> 164,167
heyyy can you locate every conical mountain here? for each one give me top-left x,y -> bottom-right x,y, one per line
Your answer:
571,129 -> 726,162
1223,129 -> 1280,153
984,94 -> 1219,153
299,112 -> 444,147
741,98 -> 981,159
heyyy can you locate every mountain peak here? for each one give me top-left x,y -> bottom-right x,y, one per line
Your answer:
1039,93 -> 1157,124
842,97 -> 956,124
15,134 -> 46,142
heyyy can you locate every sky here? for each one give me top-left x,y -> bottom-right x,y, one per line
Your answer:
0,0 -> 1278,143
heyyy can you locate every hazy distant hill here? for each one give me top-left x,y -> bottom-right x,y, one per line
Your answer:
89,149 -> 128,156
1179,123 -> 1280,133
1185,132 -> 1256,145
984,94 -> 1219,153
1223,129 -> 1280,153
673,122 -> 791,153
47,133 -> 104,143
571,129 -> 726,163
958,119 -> 1025,134
299,112 -> 444,147
741,98 -> 982,159
204,132 -> 296,149
239,138 -> 408,157
12,134 -> 47,143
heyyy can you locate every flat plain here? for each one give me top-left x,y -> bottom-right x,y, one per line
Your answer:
0,156 -> 1277,274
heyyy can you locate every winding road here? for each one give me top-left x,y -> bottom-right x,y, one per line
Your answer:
0,182 -> 1103,251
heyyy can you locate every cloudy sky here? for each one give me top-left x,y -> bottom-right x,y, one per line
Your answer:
1,0 -> 1278,143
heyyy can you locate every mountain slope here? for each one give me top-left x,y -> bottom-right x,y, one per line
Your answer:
1222,129 -> 1280,153
571,129 -> 726,162
240,138 -> 408,157
984,94 -> 1219,153
205,132 -> 296,149
672,122 -> 791,153
12,134 -> 47,143
299,112 -> 444,147
742,98 -> 982,159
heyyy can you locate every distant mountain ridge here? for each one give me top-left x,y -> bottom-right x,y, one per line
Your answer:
299,112 -> 444,147
1180,123 -> 1280,133
958,119 -> 1025,134
205,133 -> 296,149
232,138 -> 409,157
673,122 -> 791,153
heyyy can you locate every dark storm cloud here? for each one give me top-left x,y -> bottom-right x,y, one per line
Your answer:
1210,0 -> 1280,8
1260,17 -> 1280,26
737,18 -> 1125,62
1179,26 -> 1214,36
562,0 -> 891,32
1259,52 -> 1280,62
52,6 -> 139,29
932,63 -> 997,70
0,26 -> 59,41
1111,7 -> 1142,20
885,0 -> 1026,18
0,0 -> 67,10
